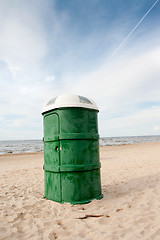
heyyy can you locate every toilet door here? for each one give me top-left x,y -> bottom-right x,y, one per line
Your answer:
43,113 -> 61,202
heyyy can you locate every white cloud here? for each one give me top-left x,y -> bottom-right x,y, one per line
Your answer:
100,106 -> 160,137
66,47 -> 160,109
44,75 -> 55,82
153,125 -> 160,131
7,65 -> 26,77
0,1 -> 48,73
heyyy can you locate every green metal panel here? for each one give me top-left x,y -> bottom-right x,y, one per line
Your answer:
59,108 -> 98,134
43,113 -> 61,202
44,172 -> 61,202
60,139 -> 99,167
44,113 -> 59,139
43,107 -> 103,204
61,169 -> 102,204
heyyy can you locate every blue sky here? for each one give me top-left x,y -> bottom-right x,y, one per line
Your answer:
0,0 -> 160,140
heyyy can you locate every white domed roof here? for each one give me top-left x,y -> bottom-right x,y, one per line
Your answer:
42,94 -> 99,113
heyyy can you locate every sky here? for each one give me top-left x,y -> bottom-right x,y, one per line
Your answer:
0,0 -> 160,140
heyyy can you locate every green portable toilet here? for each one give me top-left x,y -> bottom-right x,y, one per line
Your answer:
42,94 -> 103,204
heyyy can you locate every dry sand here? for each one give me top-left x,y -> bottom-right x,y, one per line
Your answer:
1,142 -> 160,240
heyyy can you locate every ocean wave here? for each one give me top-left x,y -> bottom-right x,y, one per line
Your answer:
0,136 -> 160,154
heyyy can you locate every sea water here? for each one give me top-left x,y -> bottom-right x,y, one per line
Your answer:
0,140 -> 43,155
0,135 -> 160,154
100,135 -> 160,146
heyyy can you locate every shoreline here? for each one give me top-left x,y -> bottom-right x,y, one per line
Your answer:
0,151 -> 44,158
100,140 -> 160,148
1,141 -> 160,157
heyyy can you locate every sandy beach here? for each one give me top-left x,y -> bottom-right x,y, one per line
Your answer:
1,142 -> 160,240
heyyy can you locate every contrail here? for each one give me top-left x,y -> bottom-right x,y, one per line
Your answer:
112,0 -> 159,57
